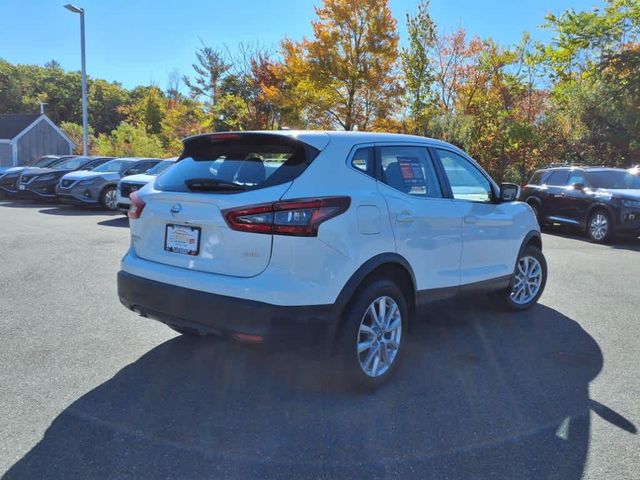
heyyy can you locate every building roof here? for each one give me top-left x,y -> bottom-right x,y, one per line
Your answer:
0,114 -> 42,139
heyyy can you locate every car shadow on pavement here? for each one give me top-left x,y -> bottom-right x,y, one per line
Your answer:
543,225 -> 640,252
4,302 -> 634,480
38,206 -> 117,217
97,216 -> 129,228
0,200 -> 52,209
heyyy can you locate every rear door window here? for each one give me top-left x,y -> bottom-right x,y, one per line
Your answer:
156,134 -> 319,193
567,170 -> 587,186
379,146 -> 443,198
545,171 -> 570,186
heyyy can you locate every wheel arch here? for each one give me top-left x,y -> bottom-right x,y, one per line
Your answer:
331,253 -> 417,338
525,195 -> 542,207
98,182 -> 118,204
584,202 -> 617,228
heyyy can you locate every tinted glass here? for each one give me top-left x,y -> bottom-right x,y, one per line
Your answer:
587,170 -> 640,189
437,149 -> 492,202
92,159 -> 135,173
546,171 -> 570,186
351,148 -> 374,177
379,146 -> 442,198
147,160 -> 175,175
156,134 -> 318,193
53,156 -> 91,170
125,160 -> 159,175
528,171 -> 544,185
31,156 -> 57,167
567,170 -> 587,186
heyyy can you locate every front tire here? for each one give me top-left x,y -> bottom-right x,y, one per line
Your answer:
100,186 -> 118,211
587,209 -> 613,243
338,279 -> 408,390
497,245 -> 547,311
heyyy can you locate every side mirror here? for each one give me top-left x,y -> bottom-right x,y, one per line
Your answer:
572,182 -> 585,190
500,183 -> 520,202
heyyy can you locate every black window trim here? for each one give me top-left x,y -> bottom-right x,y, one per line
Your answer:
372,143 -> 448,201
430,146 -> 500,204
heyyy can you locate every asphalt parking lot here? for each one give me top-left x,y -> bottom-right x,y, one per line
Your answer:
1,200 -> 638,480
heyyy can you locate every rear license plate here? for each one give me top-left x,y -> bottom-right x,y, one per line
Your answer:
164,224 -> 201,256
18,184 -> 25,190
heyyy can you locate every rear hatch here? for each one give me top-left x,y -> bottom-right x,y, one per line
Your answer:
131,132 -> 325,277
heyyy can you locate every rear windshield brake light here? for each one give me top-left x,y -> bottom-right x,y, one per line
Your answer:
223,196 -> 351,237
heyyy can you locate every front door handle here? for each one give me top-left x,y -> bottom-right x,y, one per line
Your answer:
464,215 -> 478,224
396,213 -> 416,223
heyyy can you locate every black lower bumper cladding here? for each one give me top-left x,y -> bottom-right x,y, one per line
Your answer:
117,271 -> 335,348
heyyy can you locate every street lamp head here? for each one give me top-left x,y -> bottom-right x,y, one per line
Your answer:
64,4 -> 83,13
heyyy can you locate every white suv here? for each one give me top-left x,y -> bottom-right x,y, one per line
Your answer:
118,131 -> 547,388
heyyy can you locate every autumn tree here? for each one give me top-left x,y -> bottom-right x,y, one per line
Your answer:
401,0 -> 436,135
183,42 -> 231,109
539,0 -> 640,165
276,0 -> 402,130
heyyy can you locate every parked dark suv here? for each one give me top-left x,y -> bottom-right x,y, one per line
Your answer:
521,166 -> 640,243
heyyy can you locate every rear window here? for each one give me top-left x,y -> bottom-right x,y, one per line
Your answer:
528,171 -> 544,185
155,134 -> 319,193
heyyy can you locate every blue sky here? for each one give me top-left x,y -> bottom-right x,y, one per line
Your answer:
1,0 -> 600,90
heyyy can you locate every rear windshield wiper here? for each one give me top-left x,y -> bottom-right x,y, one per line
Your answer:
185,178 -> 247,192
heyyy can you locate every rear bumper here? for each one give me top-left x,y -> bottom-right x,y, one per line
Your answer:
117,270 -> 335,348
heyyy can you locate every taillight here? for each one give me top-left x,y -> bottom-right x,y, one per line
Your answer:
223,196 -> 351,236
128,191 -> 146,219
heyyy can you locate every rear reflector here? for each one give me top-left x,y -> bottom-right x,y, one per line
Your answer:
128,191 -> 146,219
232,332 -> 264,344
223,196 -> 351,237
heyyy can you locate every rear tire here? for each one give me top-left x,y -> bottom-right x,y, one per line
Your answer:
587,209 -> 613,243
337,279 -> 408,390
494,245 -> 547,311
100,186 -> 118,211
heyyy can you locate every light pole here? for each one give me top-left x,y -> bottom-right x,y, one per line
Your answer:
64,4 -> 88,156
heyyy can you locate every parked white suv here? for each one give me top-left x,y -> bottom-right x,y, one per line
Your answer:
118,131 -> 547,388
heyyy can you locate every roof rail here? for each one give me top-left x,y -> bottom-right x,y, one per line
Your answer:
542,162 -> 606,169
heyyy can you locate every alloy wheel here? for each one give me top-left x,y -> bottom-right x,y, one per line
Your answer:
510,256 -> 543,305
105,189 -> 118,210
589,213 -> 608,241
357,296 -> 402,378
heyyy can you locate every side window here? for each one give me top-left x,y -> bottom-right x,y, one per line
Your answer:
379,146 -> 443,198
350,147 -> 374,177
528,171 -> 544,185
567,170 -> 586,186
436,149 -> 493,203
545,171 -> 570,186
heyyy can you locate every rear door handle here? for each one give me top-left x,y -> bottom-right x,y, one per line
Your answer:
396,213 -> 416,223
464,215 -> 478,224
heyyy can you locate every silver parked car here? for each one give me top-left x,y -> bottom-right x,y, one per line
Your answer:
56,157 -> 160,210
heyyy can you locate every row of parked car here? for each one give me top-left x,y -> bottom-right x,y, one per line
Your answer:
1,131 -> 638,387
0,154 -> 176,213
